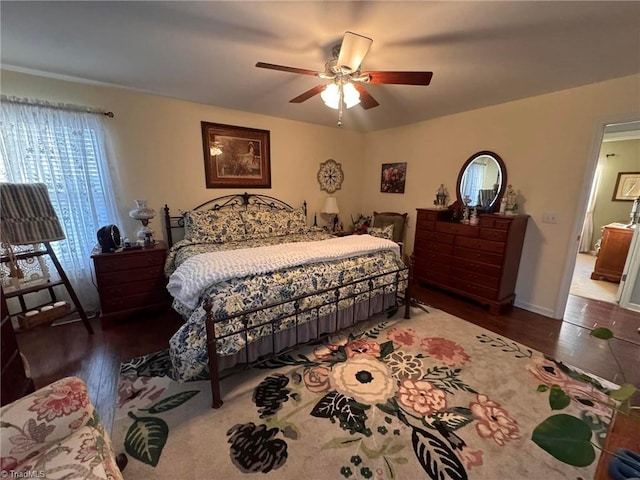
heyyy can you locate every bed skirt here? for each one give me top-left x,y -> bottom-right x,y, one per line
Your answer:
215,292 -> 398,372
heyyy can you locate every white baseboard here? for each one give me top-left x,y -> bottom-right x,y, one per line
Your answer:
514,299 -> 557,319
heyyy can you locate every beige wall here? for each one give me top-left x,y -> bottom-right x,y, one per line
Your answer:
2,69 -> 639,317
0,70 -> 364,238
361,74 -> 640,317
591,139 -> 640,250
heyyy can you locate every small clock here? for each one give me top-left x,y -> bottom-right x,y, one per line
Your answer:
317,159 -> 344,194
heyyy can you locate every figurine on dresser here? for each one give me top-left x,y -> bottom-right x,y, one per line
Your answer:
504,184 -> 518,214
434,184 -> 449,209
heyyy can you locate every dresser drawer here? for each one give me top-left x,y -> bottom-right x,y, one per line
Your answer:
415,241 -> 454,256
417,210 -> 439,222
454,246 -> 504,266
422,270 -> 455,288
414,253 -> 451,273
480,228 -> 508,242
479,217 -> 512,230
94,250 -> 165,273
456,236 -> 505,254
415,229 -> 454,244
436,222 -> 479,238
452,257 -> 501,278
452,267 -> 500,289
459,281 -> 498,300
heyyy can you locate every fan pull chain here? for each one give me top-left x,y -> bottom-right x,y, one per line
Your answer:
337,85 -> 344,126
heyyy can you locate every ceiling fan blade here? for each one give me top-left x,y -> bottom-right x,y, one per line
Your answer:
353,83 -> 379,110
337,31 -> 372,73
256,62 -> 320,76
363,71 -> 433,85
289,85 -> 326,103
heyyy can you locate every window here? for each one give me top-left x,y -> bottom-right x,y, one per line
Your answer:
0,99 -> 121,311
460,162 -> 485,205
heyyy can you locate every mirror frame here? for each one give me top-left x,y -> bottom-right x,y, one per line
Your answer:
456,150 -> 507,213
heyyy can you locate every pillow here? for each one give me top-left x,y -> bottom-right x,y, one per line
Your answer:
241,208 -> 308,239
368,224 -> 394,240
372,212 -> 408,243
183,210 -> 246,243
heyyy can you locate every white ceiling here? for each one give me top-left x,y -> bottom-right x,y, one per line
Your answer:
2,1 -> 639,132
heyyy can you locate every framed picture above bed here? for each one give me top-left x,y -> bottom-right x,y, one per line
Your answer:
201,122 -> 271,188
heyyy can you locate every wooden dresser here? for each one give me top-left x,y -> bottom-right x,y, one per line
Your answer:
413,208 -> 529,314
591,223 -> 634,283
91,241 -> 171,328
1,287 -> 35,406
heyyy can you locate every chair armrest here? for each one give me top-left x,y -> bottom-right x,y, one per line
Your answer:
1,377 -> 95,464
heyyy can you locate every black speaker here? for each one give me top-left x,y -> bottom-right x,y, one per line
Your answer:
97,225 -> 121,253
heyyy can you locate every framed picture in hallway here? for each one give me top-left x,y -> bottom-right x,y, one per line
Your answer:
201,122 -> 271,188
612,171 -> 640,201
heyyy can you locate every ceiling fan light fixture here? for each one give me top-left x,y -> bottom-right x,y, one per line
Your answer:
321,82 -> 361,110
342,82 -> 361,109
321,83 -> 340,109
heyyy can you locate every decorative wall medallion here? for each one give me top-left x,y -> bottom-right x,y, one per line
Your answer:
317,159 -> 344,194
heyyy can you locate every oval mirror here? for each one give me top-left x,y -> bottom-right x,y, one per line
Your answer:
456,151 -> 507,212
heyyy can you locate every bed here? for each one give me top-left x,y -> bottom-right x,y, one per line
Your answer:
163,193 -> 411,408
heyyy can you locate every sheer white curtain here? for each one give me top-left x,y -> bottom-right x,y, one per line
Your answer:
579,161 -> 603,253
0,98 -> 121,311
461,163 -> 484,204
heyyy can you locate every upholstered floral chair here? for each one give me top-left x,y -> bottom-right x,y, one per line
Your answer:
371,211 -> 408,254
0,376 -> 125,479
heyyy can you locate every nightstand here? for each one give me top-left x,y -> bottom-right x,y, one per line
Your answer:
91,241 -> 171,328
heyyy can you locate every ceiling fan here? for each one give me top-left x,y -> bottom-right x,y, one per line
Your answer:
256,31 -> 433,125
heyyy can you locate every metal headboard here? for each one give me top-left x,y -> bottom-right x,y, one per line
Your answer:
163,192 -> 307,247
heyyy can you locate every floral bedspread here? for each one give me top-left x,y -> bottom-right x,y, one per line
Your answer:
166,233 -> 408,382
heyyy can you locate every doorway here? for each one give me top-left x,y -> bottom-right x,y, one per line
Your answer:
568,121 -> 640,307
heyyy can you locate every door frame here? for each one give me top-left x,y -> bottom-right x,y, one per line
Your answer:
554,112 -> 640,319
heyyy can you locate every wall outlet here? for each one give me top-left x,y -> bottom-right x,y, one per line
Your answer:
542,213 -> 558,224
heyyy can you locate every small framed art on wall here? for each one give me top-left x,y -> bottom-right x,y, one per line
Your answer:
380,162 -> 407,193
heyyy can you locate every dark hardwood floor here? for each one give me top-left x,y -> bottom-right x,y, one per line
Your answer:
13,285 -> 640,432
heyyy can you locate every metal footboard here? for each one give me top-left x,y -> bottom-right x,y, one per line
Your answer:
202,265 -> 411,408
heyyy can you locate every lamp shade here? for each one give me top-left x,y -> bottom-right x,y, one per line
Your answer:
322,196 -> 340,215
128,200 -> 156,221
0,182 -> 65,244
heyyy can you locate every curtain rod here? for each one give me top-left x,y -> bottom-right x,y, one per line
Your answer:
1,95 -> 114,118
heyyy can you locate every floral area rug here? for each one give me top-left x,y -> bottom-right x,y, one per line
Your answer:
111,306 -> 616,479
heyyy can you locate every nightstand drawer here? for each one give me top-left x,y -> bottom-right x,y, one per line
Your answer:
97,265 -> 165,286
101,278 -> 168,299
94,250 -> 165,273
101,291 -> 169,313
